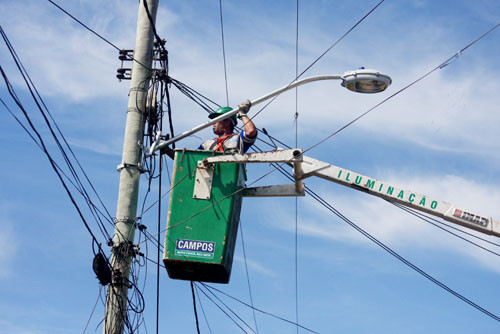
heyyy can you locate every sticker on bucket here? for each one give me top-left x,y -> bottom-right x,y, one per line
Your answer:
175,239 -> 216,259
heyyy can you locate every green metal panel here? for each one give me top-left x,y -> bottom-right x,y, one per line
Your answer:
163,149 -> 245,283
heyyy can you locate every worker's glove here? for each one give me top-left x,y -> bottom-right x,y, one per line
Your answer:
237,100 -> 251,119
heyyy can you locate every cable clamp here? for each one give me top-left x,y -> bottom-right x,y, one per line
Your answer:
113,217 -> 140,224
117,162 -> 145,173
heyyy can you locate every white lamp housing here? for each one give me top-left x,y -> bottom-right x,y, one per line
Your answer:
341,69 -> 392,93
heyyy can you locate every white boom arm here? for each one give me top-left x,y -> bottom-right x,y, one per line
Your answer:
195,149 -> 500,238
300,155 -> 500,238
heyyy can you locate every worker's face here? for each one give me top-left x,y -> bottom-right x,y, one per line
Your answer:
213,119 -> 231,136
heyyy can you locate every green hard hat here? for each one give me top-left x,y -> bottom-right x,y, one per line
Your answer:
209,106 -> 237,126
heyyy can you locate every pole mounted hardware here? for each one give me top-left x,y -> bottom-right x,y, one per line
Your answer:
116,41 -> 167,82
116,49 -> 134,81
116,162 -> 145,173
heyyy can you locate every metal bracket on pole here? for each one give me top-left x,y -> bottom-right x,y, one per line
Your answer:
116,162 -> 145,173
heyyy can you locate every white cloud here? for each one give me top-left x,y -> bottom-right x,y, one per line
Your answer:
234,255 -> 277,278
0,206 -> 17,278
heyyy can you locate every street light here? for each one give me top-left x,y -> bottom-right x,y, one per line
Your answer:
341,68 -> 391,93
152,69 -> 391,153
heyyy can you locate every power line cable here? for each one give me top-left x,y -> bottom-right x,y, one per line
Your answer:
270,161 -> 500,323
191,281 -> 202,334
1,26 -> 114,237
82,286 -> 103,334
47,0 -> 151,71
307,186 -> 500,323
294,2 -> 300,332
199,281 -> 257,333
239,219 -> 259,333
0,31 -> 108,248
47,0 -> 120,51
200,283 -> 319,333
303,20 -> 500,155
195,285 -> 214,334
141,0 -> 164,49
1,64 -> 106,255
250,0 -> 385,121
195,283 -> 252,333
391,202 -> 500,257
2,94 -> 113,235
156,108 -> 164,334
219,0 -> 230,106
393,203 -> 500,249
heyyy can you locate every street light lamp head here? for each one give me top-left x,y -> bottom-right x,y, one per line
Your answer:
341,69 -> 392,94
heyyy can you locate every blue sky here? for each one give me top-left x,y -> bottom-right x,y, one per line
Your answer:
1,0 -> 500,333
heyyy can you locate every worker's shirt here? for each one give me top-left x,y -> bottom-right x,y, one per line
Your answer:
198,130 -> 256,153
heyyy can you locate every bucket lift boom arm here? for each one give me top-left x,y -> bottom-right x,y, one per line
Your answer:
195,149 -> 500,238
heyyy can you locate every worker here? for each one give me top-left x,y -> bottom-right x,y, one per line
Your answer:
199,100 -> 257,153
160,100 -> 257,159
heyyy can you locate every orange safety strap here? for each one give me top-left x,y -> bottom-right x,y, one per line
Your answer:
215,135 -> 231,152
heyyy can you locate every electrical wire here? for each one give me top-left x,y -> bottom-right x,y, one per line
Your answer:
47,0 -> 151,71
268,160 -> 500,323
46,0 -> 120,50
191,281 -> 202,334
195,285 -> 214,334
307,186 -> 500,323
2,56 -> 145,333
393,204 -> 500,249
391,202 -> 500,257
141,0 -> 163,49
219,0 -> 230,106
239,219 -> 259,333
0,97 -> 107,217
303,20 -> 500,155
199,283 -> 319,334
0,28 -> 108,252
82,286 -> 103,334
250,0 -> 385,121
199,282 -> 257,333
0,27 -> 114,240
294,2 -> 300,332
195,283 -> 252,333
169,76 -> 221,112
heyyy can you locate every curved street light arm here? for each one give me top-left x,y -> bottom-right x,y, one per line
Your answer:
152,75 -> 343,154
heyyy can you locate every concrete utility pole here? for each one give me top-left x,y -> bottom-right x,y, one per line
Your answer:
104,1 -> 158,333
